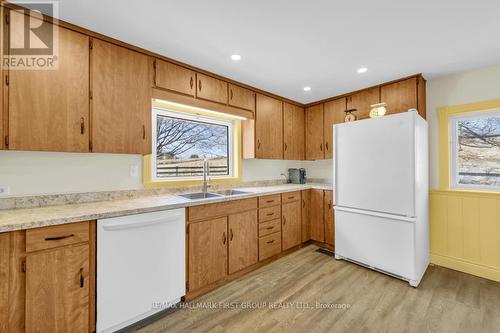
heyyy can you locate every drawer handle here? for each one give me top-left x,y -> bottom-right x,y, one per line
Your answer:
266,213 -> 274,216
266,226 -> 274,230
45,234 -> 74,241
266,200 -> 274,203
288,196 -> 295,199
267,240 -> 275,244
79,268 -> 84,288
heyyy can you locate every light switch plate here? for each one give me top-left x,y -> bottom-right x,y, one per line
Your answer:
0,185 -> 10,196
129,165 -> 139,178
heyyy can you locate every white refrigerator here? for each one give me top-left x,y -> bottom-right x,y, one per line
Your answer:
333,111 -> 429,287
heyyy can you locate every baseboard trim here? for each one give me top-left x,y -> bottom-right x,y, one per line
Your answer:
430,253 -> 500,283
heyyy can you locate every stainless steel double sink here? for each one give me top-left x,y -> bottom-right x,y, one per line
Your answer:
179,189 -> 251,200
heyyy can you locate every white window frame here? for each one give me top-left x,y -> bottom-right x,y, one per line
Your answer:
152,108 -> 234,181
449,109 -> 500,191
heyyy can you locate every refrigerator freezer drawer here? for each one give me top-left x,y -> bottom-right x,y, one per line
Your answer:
335,208 -> 415,279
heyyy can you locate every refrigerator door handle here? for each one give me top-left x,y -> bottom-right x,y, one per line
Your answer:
334,206 -> 416,222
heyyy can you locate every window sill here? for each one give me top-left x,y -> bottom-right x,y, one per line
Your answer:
431,188 -> 500,199
144,177 -> 241,189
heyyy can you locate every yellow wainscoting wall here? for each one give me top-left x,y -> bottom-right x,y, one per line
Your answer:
430,190 -> 500,282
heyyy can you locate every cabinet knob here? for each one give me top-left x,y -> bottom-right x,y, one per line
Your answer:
320,143 -> 323,151
302,199 -> 305,208
199,80 -> 202,91
284,143 -> 288,151
283,216 -> 286,225
190,77 -> 194,89
230,89 -> 233,100
257,140 -> 261,149
230,228 -> 234,241
142,125 -> 146,140
80,118 -> 85,135
222,231 -> 226,244
325,142 -> 329,152
79,268 -> 84,288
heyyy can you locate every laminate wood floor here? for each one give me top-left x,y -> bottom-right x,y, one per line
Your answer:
139,245 -> 500,333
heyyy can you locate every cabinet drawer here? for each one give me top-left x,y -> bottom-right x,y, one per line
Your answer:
282,191 -> 301,204
259,232 -> 281,261
26,221 -> 90,252
259,205 -> 281,222
188,198 -> 257,222
258,219 -> 281,237
258,194 -> 281,208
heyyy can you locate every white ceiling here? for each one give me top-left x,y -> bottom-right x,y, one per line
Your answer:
46,0 -> 500,103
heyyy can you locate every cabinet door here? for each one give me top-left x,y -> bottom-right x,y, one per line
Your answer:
282,200 -> 302,250
347,87 -> 380,121
380,77 -> 417,115
301,190 -> 311,242
324,190 -> 334,246
229,84 -> 255,112
305,104 -> 324,160
92,39 -> 152,154
9,21 -> 90,152
310,189 -> 325,242
188,217 -> 228,291
26,244 -> 89,333
323,98 -> 346,159
255,94 -> 283,159
155,60 -> 195,96
196,73 -> 228,104
228,210 -> 258,274
283,103 -> 305,160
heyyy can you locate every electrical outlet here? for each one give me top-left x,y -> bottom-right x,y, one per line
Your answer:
0,185 -> 10,196
129,165 -> 139,178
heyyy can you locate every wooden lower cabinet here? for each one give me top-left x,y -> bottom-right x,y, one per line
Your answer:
301,190 -> 311,242
282,199 -> 302,250
324,190 -> 334,246
310,189 -> 325,242
26,244 -> 90,333
228,211 -> 258,274
0,222 -> 95,333
188,217 -> 228,291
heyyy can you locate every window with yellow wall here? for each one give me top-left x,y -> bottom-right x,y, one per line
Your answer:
439,98 -> 500,192
143,99 -> 243,188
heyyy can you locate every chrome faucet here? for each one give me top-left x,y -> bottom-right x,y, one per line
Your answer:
202,158 -> 210,193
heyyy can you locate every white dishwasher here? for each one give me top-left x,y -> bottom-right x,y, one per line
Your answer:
97,208 -> 185,333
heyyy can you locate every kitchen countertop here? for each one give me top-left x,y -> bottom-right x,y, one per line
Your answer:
0,183 -> 332,232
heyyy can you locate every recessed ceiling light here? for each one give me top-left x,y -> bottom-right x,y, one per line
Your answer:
303,86 -> 311,92
231,54 -> 241,61
357,67 -> 368,73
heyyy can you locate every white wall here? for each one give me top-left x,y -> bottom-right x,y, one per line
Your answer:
0,151 -> 144,196
426,63 -> 500,189
0,151 -> 333,196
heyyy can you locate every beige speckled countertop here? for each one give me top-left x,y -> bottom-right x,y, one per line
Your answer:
0,183 -> 332,232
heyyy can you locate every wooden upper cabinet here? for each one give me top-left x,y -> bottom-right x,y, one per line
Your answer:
283,103 -> 305,160
305,104 -> 324,160
380,77 -> 417,116
255,94 -> 283,159
417,75 -> 426,119
188,217 -> 228,291
229,84 -> 255,112
155,60 -> 195,97
323,98 -> 346,159
310,189 -> 325,242
347,86 -> 380,121
196,73 -> 228,104
228,210 -> 258,274
324,190 -> 334,246
26,243 -> 90,333
91,39 -> 152,154
282,200 -> 302,250
8,19 -> 90,152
